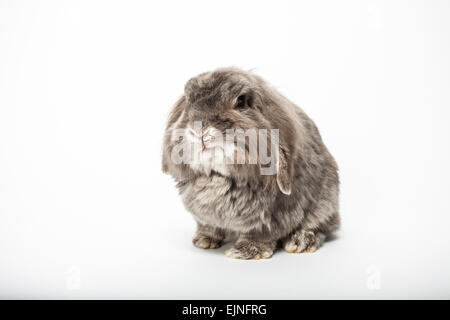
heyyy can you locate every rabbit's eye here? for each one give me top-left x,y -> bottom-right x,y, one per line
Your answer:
235,94 -> 249,109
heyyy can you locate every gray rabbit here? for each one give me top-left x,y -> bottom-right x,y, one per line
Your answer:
162,67 -> 339,259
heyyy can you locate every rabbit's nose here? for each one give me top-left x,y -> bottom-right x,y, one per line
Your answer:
202,128 -> 213,141
202,135 -> 211,143
201,128 -> 219,151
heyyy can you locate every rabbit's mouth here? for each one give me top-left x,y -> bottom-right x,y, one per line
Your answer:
202,145 -> 218,153
195,143 -> 233,161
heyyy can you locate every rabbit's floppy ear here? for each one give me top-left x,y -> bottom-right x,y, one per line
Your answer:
162,96 -> 186,174
265,92 -> 297,196
277,143 -> 293,195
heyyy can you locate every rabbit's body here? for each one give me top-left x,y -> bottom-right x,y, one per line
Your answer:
162,68 -> 339,259
178,174 -> 277,235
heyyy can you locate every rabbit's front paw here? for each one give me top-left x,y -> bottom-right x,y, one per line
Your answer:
283,230 -> 326,253
193,235 -> 223,249
224,240 -> 276,260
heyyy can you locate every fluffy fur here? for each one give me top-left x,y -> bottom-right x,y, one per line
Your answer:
162,67 -> 340,259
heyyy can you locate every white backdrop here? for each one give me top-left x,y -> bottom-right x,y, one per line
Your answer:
1,0 -> 450,299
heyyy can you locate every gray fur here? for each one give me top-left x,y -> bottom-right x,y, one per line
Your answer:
162,67 -> 340,259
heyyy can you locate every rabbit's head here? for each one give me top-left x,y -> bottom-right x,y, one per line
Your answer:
162,68 -> 299,195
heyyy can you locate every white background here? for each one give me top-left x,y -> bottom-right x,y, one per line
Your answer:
1,0 -> 450,299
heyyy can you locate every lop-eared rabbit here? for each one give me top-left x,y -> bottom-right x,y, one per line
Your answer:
162,68 -> 339,259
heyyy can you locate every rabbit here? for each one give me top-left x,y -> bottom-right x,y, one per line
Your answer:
162,67 -> 339,259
